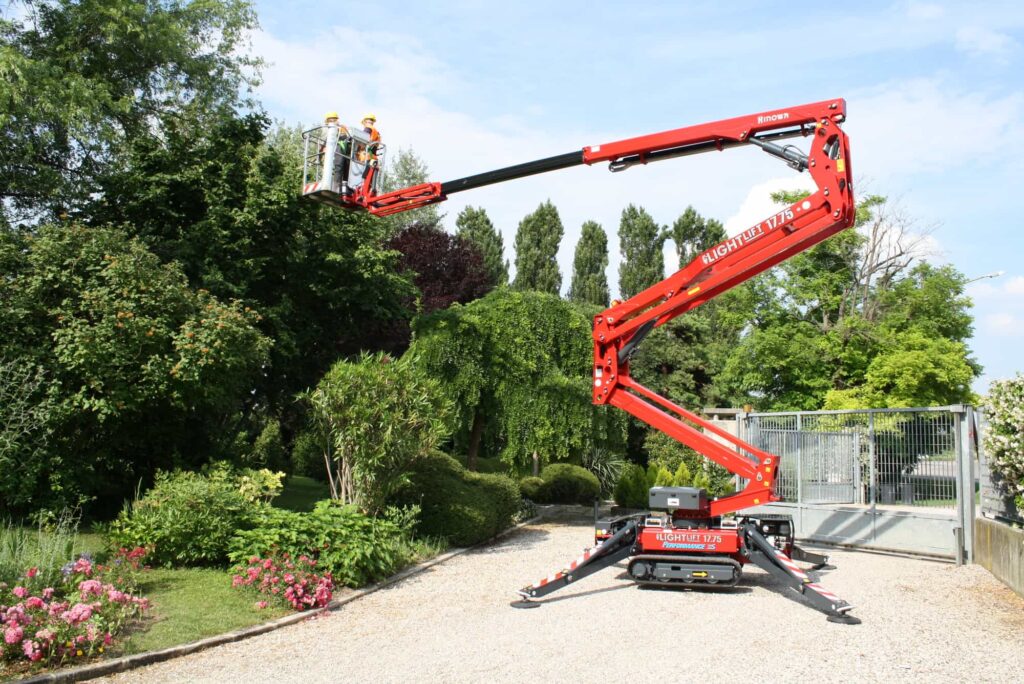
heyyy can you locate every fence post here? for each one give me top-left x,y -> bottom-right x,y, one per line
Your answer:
954,405 -> 975,563
796,413 -> 803,504
868,412 -> 876,509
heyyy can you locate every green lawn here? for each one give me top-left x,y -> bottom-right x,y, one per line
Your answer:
115,568 -> 290,655
273,475 -> 330,512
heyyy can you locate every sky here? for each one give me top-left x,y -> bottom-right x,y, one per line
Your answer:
251,0 -> 1024,394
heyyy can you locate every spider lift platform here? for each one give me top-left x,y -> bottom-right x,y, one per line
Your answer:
301,99 -> 859,622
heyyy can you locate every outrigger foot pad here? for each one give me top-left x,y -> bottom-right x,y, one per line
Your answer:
827,613 -> 861,625
510,600 -> 541,609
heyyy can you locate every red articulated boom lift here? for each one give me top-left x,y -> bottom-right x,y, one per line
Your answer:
302,99 -> 860,624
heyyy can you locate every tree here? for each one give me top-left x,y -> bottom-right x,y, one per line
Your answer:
455,206 -> 508,287
0,224 -> 270,516
0,0 -> 260,224
407,289 -> 626,471
379,148 -> 442,233
721,192 -> 979,410
83,116 -> 416,440
389,222 -> 494,313
670,205 -> 726,266
305,353 -> 451,514
568,220 -> 610,307
618,204 -> 664,299
512,201 -> 563,294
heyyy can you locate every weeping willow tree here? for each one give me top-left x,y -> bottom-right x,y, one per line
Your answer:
407,289 -> 626,472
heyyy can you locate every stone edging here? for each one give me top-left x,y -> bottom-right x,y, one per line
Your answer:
16,513 -> 549,684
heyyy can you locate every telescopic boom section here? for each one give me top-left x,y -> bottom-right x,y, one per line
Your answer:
592,99 -> 854,517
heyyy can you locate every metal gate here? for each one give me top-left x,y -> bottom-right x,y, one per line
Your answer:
738,406 -> 976,562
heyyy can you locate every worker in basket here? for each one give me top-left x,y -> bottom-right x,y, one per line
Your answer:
356,113 -> 382,188
321,110 -> 354,195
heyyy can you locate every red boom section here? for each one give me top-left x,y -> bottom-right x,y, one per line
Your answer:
591,99 -> 854,518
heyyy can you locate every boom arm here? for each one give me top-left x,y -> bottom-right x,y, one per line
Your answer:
307,99 -> 855,515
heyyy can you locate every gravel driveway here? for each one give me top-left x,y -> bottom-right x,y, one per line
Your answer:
97,509 -> 1024,683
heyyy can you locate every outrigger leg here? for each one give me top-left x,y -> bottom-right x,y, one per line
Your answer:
743,524 -> 860,624
511,518 -> 640,608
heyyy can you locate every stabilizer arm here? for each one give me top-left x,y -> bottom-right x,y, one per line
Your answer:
512,517 -> 640,607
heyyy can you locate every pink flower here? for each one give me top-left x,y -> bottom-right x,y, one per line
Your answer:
35,628 -> 55,643
63,602 -> 94,625
262,559 -> 273,570
78,579 -> 103,597
106,588 -> 126,603
255,600 -> 268,609
25,567 -> 38,579
4,624 -> 24,645
23,639 -> 41,661
104,632 -> 113,646
42,587 -> 54,600
12,586 -> 27,598
72,558 -> 93,576
24,596 -> 45,610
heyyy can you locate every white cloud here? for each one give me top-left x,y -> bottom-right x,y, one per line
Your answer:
723,177 -> 813,237
1006,275 -> 1024,295
984,313 -> 1024,337
845,79 -> 1024,180
905,2 -> 946,20
955,26 -> 1019,60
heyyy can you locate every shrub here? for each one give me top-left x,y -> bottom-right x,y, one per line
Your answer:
290,429 -> 328,481
646,463 -> 659,489
580,448 -> 626,497
248,418 -> 287,472
538,464 -> 600,504
108,468 -> 267,567
391,451 -> 519,547
983,374 -> 1024,501
519,476 -> 546,502
231,552 -> 334,611
228,501 -> 415,587
672,461 -> 692,487
0,550 -> 149,667
614,464 -> 649,509
304,353 -> 452,513
653,467 -> 674,487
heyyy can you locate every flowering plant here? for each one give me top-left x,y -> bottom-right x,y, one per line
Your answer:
983,374 -> 1024,508
0,548 -> 151,668
231,553 -> 333,611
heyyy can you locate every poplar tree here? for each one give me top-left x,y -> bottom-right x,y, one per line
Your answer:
455,206 -> 509,287
512,200 -> 563,294
569,220 -> 610,307
671,205 -> 727,267
618,204 -> 665,299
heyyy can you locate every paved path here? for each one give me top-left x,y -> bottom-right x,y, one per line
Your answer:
98,512 -> 1024,683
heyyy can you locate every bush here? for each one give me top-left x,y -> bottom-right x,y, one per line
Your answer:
0,551 -> 149,667
538,464 -> 600,504
519,476 -> 546,502
390,451 -> 519,547
672,461 -> 692,487
290,429 -> 328,481
108,468 -> 266,567
653,467 -> 674,487
305,353 -> 452,513
228,501 -> 416,588
614,464 -> 649,509
983,374 -> 1024,501
581,448 -> 626,496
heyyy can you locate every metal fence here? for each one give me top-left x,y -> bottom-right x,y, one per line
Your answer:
741,407 -> 962,510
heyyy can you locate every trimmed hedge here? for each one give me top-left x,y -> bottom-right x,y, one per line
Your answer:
538,464 -> 600,504
391,451 -> 519,546
519,476 -> 546,502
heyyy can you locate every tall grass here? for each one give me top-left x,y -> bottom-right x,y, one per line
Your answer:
0,509 -> 82,586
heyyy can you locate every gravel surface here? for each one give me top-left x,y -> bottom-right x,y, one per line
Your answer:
96,510 -> 1024,684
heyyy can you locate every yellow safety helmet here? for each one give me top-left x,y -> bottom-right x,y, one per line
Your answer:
324,111 -> 339,122
362,113 -> 377,123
